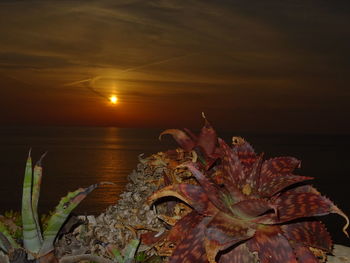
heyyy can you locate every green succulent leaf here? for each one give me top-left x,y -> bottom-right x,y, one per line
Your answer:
109,247 -> 123,263
31,154 -> 46,244
135,251 -> 147,262
123,239 -> 140,262
0,222 -> 19,253
22,151 -> 42,254
39,183 -> 102,256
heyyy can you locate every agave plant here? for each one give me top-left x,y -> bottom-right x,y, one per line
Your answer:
148,121 -> 349,263
0,151 -> 108,262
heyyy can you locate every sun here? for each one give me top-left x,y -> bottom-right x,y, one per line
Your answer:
109,95 -> 118,104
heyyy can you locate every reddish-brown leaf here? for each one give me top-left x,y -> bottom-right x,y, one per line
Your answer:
275,191 -> 333,222
246,226 -> 297,263
147,184 -> 217,216
273,186 -> 349,229
293,244 -> 319,263
204,212 -> 255,263
168,216 -> 210,263
159,129 -> 195,151
283,185 -> 320,194
219,138 -> 244,183
167,211 -> 204,243
261,157 -> 301,177
219,243 -> 257,263
197,117 -> 218,158
281,221 -> 333,252
230,199 -> 276,219
258,174 -> 313,198
241,153 -> 264,195
141,230 -> 168,246
185,163 -> 229,213
232,137 -> 257,169
183,127 -> 198,142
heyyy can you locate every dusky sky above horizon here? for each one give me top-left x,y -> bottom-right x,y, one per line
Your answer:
0,0 -> 349,133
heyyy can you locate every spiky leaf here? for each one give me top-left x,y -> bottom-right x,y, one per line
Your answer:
204,212 -> 255,262
31,154 -> 46,244
159,129 -> 195,151
274,186 -> 349,231
22,152 -> 42,254
232,137 -> 257,170
184,163 -> 228,213
281,221 -> 332,252
293,244 -> 319,263
229,199 -> 276,219
148,184 -> 216,215
39,183 -> 102,256
246,227 -> 297,263
219,243 -> 257,263
168,217 -> 210,263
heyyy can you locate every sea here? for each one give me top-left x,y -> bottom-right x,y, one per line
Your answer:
0,126 -> 349,245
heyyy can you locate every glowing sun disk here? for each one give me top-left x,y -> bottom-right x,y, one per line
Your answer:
110,95 -> 118,104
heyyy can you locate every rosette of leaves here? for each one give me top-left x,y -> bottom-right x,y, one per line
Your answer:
0,152 -> 108,262
148,127 -> 349,262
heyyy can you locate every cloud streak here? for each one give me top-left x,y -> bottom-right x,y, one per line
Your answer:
0,0 -> 349,132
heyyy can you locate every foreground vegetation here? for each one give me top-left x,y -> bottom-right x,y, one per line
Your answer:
0,116 -> 348,262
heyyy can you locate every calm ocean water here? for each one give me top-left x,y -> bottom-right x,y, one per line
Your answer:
0,126 -> 349,244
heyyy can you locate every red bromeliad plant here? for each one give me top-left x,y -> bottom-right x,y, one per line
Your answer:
147,118 -> 349,263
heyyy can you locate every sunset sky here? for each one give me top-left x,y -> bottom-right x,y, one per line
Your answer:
0,0 -> 349,133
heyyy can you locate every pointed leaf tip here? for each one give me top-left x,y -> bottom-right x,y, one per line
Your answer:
333,206 -> 349,238
158,129 -> 195,151
83,181 -> 113,194
36,151 -> 48,166
201,111 -> 211,127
